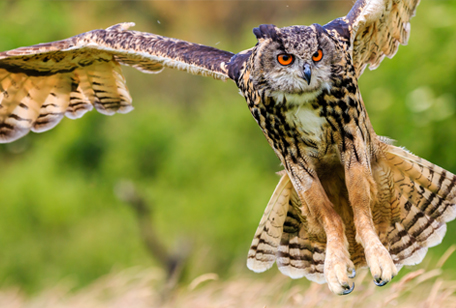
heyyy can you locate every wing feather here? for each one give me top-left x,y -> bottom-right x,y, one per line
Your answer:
247,172 -> 292,273
344,0 -> 420,76
247,172 -> 326,283
0,22 -> 234,143
379,144 -> 456,267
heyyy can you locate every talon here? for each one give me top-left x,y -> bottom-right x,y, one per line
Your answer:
373,278 -> 387,287
342,282 -> 355,295
348,268 -> 356,279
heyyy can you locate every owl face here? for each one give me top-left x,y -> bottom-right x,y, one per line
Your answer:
252,24 -> 339,99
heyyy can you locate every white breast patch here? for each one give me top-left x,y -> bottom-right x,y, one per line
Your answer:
294,104 -> 326,141
271,90 -> 329,144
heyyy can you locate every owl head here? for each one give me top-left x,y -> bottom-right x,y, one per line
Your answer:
250,24 -> 341,98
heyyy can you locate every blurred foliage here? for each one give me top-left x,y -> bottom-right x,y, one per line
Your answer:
0,0 -> 455,295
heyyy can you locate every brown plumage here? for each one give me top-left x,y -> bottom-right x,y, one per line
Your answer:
0,0 -> 451,296
0,22 -> 233,142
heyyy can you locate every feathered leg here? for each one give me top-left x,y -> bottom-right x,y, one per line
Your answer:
247,140 -> 456,294
247,169 -> 355,295
345,160 -> 398,287
296,173 -> 355,295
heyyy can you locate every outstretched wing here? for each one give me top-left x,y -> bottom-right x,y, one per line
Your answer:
0,22 -> 234,143
330,0 -> 420,77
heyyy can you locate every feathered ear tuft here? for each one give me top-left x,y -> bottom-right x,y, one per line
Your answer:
253,24 -> 278,41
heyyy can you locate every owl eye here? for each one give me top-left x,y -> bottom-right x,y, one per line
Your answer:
277,53 -> 294,66
312,49 -> 323,62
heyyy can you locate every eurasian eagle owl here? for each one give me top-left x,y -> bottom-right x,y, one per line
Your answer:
0,0 -> 451,296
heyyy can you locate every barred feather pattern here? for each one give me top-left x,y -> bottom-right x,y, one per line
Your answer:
276,189 -> 326,283
0,22 -> 234,143
382,145 -> 456,266
247,173 -> 292,273
247,172 -> 327,284
0,51 -> 132,143
248,143 -> 456,281
345,0 -> 420,76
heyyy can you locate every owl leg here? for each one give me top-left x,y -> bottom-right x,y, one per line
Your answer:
296,176 -> 355,295
345,161 -> 398,286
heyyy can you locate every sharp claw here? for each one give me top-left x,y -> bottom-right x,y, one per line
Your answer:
348,268 -> 356,279
373,278 -> 387,287
342,282 -> 355,295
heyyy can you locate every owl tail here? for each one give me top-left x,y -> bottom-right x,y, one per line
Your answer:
247,171 -> 327,284
375,143 -> 456,268
247,143 -> 456,283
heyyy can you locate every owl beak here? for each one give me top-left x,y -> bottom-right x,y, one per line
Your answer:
302,64 -> 312,85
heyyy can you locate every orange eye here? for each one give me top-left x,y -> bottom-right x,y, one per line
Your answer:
312,49 -> 323,62
277,53 -> 294,66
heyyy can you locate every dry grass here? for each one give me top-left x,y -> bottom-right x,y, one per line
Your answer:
1,259 -> 456,308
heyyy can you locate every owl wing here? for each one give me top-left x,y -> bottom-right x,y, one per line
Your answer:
247,171 -> 327,283
328,0 -> 420,77
0,22 -> 234,143
379,144 -> 456,267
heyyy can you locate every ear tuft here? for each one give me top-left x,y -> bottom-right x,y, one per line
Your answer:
253,24 -> 278,41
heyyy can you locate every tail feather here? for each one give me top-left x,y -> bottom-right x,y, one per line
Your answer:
386,146 -> 456,219
388,221 -> 429,265
247,172 -> 326,283
248,143 -> 456,282
276,190 -> 326,283
382,144 -> 456,266
247,172 -> 292,273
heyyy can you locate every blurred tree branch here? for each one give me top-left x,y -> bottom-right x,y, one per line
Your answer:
114,180 -> 191,293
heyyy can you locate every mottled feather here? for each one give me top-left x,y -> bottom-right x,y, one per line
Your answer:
247,172 -> 293,273
251,142 -> 456,282
0,22 -> 234,142
345,0 -> 420,76
383,145 -> 456,265
276,188 -> 326,283
248,172 -> 327,283
0,0 -> 451,296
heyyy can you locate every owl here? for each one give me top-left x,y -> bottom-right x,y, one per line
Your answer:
0,0 -> 451,296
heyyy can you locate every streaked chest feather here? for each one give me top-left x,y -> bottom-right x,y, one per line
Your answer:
288,103 -> 327,142
277,92 -> 329,144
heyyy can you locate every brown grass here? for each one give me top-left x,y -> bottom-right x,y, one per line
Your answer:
2,248 -> 456,308
0,268 -> 454,308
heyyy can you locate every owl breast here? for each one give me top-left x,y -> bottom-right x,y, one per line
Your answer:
267,90 -> 331,145
277,90 -> 333,151
288,103 -> 327,143
247,89 -> 337,166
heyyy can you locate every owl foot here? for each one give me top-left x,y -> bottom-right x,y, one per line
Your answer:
365,241 -> 397,287
324,246 -> 356,295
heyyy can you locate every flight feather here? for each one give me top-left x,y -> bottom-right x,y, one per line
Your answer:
0,22 -> 234,142
345,0 -> 420,76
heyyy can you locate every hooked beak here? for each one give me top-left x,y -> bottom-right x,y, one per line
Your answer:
302,63 -> 312,85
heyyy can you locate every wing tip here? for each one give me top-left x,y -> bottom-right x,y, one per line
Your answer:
0,125 -> 30,144
247,257 -> 275,273
277,263 -> 326,283
106,22 -> 136,32
348,0 -> 420,76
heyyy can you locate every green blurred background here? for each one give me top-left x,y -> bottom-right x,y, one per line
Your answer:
0,0 -> 455,294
